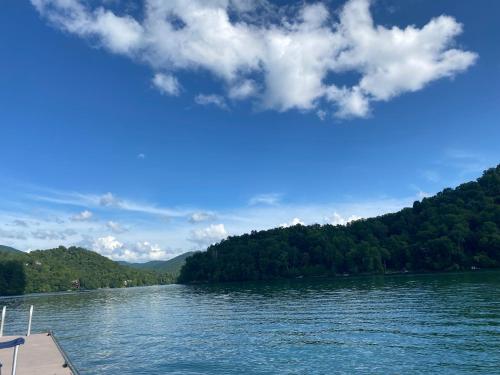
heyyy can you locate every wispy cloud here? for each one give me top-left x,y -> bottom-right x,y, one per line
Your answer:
188,211 -> 217,224
194,94 -> 228,110
421,169 -> 441,183
1,181 -> 429,261
249,193 -> 282,206
442,149 -> 492,176
30,189 -> 190,218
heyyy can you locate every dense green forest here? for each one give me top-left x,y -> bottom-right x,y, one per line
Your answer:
179,165 -> 500,283
121,251 -> 197,276
0,247 -> 174,296
0,245 -> 23,254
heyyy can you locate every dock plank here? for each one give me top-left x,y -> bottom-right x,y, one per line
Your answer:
0,334 -> 74,375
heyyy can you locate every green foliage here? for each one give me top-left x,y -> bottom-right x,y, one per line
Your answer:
179,165 -> 500,283
0,247 -> 175,296
0,245 -> 23,255
0,260 -> 26,295
122,251 -> 197,276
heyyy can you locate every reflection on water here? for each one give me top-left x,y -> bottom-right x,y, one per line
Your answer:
1,271 -> 499,374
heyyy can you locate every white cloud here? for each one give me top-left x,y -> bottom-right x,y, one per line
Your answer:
99,192 -> 121,207
280,217 -> 304,228
31,0 -> 477,119
2,183 -> 430,259
90,235 -> 169,262
189,223 -> 227,248
32,189 -> 190,218
228,80 -> 257,100
137,153 -> 146,160
324,212 -> 361,226
132,241 -> 168,261
152,73 -> 181,96
189,211 -> 216,223
71,210 -> 93,221
91,235 -> 124,258
194,94 -> 228,109
249,193 -> 281,206
31,0 -> 143,54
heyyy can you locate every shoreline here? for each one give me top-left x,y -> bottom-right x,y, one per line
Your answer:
3,268 -> 498,298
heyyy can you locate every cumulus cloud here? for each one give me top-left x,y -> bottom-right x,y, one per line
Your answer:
91,235 -> 169,262
92,235 -> 122,253
31,0 -> 477,118
152,73 -> 181,96
71,210 -> 93,221
280,217 -> 304,228
324,212 -> 361,226
189,223 -> 227,247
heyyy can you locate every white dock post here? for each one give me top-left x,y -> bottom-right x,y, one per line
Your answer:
12,345 -> 20,375
27,305 -> 33,336
0,306 -> 5,337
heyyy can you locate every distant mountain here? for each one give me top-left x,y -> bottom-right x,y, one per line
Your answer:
179,165 -> 500,283
0,246 -> 174,296
122,251 -> 197,276
0,245 -> 23,254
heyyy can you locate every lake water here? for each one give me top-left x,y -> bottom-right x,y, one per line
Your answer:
1,271 -> 499,374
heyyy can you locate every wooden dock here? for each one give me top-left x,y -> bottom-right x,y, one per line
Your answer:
0,333 -> 76,375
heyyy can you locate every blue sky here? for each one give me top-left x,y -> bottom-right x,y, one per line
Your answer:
0,0 -> 499,261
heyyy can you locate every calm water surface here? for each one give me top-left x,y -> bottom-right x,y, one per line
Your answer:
1,272 -> 499,374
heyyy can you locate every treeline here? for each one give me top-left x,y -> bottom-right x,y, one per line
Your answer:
179,165 -> 500,283
120,251 -> 196,276
0,246 -> 174,296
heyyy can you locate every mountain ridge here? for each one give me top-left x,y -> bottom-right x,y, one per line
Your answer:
120,251 -> 197,276
0,245 -> 23,254
179,164 -> 500,283
0,246 -> 174,296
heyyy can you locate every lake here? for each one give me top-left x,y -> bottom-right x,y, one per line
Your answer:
1,271 -> 499,374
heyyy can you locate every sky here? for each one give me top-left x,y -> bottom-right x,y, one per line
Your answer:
0,0 -> 499,262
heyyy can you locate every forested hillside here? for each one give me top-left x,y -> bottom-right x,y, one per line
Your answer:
0,246 -> 174,296
0,245 -> 23,254
179,165 -> 500,283
122,251 -> 197,276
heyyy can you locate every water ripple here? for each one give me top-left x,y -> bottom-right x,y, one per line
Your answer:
1,271 -> 499,374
